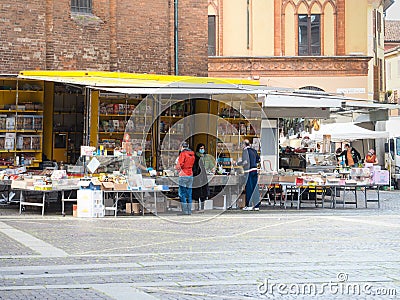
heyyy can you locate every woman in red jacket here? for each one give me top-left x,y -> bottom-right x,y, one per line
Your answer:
175,142 -> 195,215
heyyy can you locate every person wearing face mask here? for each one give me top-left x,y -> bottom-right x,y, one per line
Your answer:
365,149 -> 378,165
175,142 -> 195,215
192,143 -> 216,209
238,139 -> 261,211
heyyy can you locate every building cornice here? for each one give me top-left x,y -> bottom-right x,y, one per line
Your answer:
208,56 -> 372,77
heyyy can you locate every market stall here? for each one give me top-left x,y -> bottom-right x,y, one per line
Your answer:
312,122 -> 389,142
7,70 -> 397,214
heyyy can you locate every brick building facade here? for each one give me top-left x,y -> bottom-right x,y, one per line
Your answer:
0,0 -> 208,76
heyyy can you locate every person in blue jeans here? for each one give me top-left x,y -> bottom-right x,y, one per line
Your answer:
175,142 -> 195,215
239,139 -> 261,211
178,176 -> 194,214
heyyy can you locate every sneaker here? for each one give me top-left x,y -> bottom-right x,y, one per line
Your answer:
242,206 -> 253,211
253,207 -> 260,211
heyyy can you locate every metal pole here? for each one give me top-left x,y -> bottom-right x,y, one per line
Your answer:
174,0 -> 179,75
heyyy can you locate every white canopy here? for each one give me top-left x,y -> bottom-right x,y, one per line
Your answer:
312,122 -> 389,142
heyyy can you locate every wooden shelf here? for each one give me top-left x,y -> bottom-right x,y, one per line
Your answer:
0,110 -> 43,114
218,117 -> 245,121
18,90 -> 44,93
15,130 -> 43,133
99,131 -> 151,135
99,114 -> 132,117
16,110 -> 44,113
0,90 -> 43,93
15,150 -> 42,153
160,115 -> 185,119
160,132 -> 184,135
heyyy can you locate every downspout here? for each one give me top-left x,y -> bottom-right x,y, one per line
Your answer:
174,0 -> 179,75
246,0 -> 250,49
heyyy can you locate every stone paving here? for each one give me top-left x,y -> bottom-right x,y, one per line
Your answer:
0,190 -> 399,299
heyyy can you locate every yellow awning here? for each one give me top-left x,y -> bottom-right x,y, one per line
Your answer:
18,70 -> 259,88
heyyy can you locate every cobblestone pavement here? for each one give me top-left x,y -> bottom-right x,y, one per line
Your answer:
0,190 -> 399,299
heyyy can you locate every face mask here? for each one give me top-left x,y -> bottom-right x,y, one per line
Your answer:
137,150 -> 142,156
199,149 -> 205,154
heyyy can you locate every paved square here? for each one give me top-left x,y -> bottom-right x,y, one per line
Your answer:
0,190 -> 399,299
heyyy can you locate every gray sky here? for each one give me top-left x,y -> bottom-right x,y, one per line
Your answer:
386,1 -> 400,20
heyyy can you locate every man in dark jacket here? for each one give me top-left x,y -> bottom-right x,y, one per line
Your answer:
239,139 -> 261,211
175,142 -> 195,215
339,143 -> 361,167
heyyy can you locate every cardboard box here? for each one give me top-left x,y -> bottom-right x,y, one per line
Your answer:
236,196 -> 246,208
204,199 -> 213,210
78,178 -> 101,190
114,183 -> 128,190
156,202 -> 167,213
101,182 -> 114,191
278,175 -> 298,183
212,194 -> 226,209
372,170 -> 389,185
11,180 -> 27,189
24,178 -> 35,187
126,202 -> 141,214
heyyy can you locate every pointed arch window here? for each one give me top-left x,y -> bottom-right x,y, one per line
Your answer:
71,0 -> 92,14
298,14 -> 321,56
208,15 -> 216,56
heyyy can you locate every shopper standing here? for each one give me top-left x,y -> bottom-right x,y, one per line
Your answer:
339,143 -> 361,167
192,143 -> 216,209
175,142 -> 195,215
239,139 -> 261,211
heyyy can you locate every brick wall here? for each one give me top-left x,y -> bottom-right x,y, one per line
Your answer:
177,0 -> 208,77
0,1 -> 46,73
0,0 -> 208,76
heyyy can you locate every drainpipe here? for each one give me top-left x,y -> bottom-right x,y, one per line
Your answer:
246,0 -> 250,49
174,0 -> 179,75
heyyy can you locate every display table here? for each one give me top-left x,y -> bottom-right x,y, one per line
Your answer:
330,184 -> 382,209
103,188 -> 170,216
0,180 -> 12,203
18,185 -> 79,216
155,175 -> 243,209
280,183 -> 383,210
